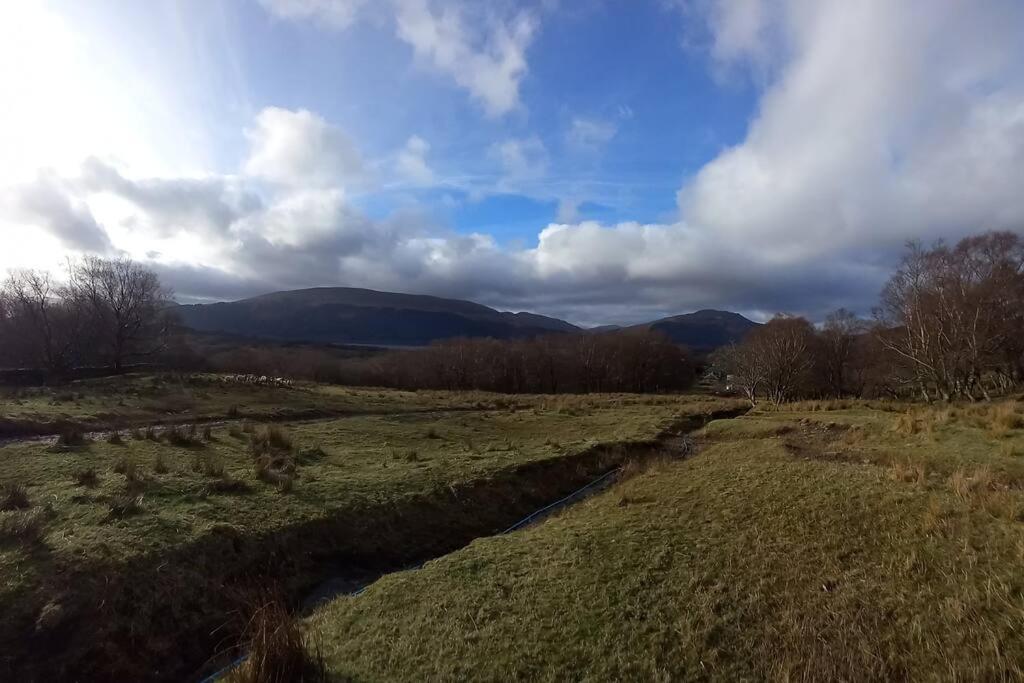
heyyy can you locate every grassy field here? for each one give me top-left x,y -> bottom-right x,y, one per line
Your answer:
310,399 -> 1024,681
0,373 -> 572,438
0,374 -> 740,680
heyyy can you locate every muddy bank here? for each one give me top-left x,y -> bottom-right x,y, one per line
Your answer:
1,408 -> 744,682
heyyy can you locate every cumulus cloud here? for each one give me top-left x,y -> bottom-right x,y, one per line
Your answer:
394,0 -> 536,116
81,158 -> 262,238
395,135 -> 435,184
678,0 -> 1024,265
8,1 -> 1024,326
244,107 -> 364,187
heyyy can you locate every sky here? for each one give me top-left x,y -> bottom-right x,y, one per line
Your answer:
1,0 -> 1023,326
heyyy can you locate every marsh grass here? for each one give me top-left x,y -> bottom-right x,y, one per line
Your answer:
107,493 -> 143,518
0,508 -> 47,545
1,483 -> 31,511
227,595 -> 325,683
74,468 -> 99,487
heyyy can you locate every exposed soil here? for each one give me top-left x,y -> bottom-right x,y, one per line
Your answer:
0,408 -> 745,683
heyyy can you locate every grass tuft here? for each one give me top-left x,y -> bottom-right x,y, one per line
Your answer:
74,468 -> 99,487
1,483 -> 31,511
0,508 -> 47,545
226,595 -> 325,683
107,493 -> 143,518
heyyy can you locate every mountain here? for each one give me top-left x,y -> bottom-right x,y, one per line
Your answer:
174,287 -> 580,346
634,309 -> 759,352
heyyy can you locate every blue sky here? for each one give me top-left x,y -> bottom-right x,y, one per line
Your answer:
2,1 -> 1023,325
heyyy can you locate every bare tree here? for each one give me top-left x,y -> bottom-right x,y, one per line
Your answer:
720,316 -> 817,406
876,233 -> 1024,401
0,270 -> 86,371
68,257 -> 172,372
819,308 -> 863,397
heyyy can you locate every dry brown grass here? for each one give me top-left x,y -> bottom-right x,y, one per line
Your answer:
888,459 -> 928,486
226,595 -> 325,683
949,466 -> 997,502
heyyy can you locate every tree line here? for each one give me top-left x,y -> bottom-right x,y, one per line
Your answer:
3,230 -> 1022,402
328,330 -> 696,393
714,231 -> 1024,405
0,257 -> 171,374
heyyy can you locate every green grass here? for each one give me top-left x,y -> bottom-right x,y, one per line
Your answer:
0,394 -> 733,568
0,376 -> 740,680
0,373 -> 559,437
310,401 -> 1024,681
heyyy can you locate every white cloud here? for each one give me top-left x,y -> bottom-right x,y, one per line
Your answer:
678,0 -> 1024,267
2,171 -> 111,254
256,0 -> 370,30
490,136 -> 548,180
395,135 -> 435,184
243,107 -> 364,187
257,0 -> 538,117
566,117 -> 617,152
393,0 -> 536,116
6,0 -> 1024,326
555,198 -> 579,223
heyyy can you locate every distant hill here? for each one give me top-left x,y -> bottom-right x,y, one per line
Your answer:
633,309 -> 759,352
174,287 -> 580,346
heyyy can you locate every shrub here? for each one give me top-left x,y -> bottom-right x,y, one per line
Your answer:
131,428 -> 145,440
154,453 -> 170,474
145,425 -> 159,441
1,483 -> 31,511
107,430 -> 124,445
203,425 -> 214,441
74,468 -> 99,487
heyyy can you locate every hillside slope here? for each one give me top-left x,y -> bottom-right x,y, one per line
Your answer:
175,287 -> 579,346
637,309 -> 759,351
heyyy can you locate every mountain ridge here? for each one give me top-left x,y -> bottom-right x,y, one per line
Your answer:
174,286 -> 757,350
